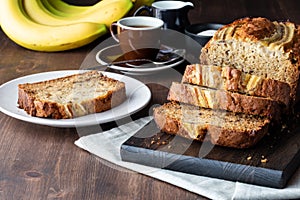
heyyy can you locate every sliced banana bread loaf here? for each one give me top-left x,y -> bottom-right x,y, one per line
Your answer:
168,82 -> 282,118
153,102 -> 270,148
182,64 -> 291,106
18,71 -> 126,119
200,17 -> 300,101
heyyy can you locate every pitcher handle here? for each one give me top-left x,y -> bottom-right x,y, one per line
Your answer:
110,22 -> 119,43
133,6 -> 152,16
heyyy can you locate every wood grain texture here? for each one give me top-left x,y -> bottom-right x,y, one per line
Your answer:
1,0 -> 300,199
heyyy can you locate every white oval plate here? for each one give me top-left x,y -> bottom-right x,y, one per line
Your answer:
0,70 -> 151,128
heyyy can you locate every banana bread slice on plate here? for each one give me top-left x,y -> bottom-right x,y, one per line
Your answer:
18,70 -> 126,119
153,101 -> 270,148
167,82 -> 282,118
182,64 -> 291,106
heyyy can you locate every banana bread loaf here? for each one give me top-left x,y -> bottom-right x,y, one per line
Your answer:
18,71 -> 126,119
168,82 -> 282,118
153,17 -> 299,149
200,17 -> 300,102
182,64 -> 291,106
153,102 -> 270,149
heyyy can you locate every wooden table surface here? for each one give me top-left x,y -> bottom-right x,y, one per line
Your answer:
1,1 -> 300,199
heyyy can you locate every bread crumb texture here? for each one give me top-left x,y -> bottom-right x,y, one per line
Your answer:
200,17 -> 300,100
153,102 -> 270,148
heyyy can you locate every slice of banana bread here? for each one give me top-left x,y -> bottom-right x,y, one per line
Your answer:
18,71 -> 126,119
200,17 -> 300,102
182,64 -> 291,106
168,82 -> 282,118
153,102 -> 270,148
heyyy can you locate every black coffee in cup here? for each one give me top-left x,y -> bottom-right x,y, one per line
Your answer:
110,16 -> 164,61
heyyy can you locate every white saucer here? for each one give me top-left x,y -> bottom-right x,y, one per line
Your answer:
95,44 -> 185,75
0,70 -> 151,128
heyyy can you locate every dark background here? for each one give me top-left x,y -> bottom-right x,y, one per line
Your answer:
65,0 -> 300,24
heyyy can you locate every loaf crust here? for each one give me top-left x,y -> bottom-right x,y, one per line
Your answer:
153,102 -> 270,149
168,82 -> 282,118
200,17 -> 300,101
18,71 -> 126,119
182,64 -> 291,106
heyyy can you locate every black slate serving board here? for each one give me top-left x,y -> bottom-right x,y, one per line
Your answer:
120,113 -> 300,188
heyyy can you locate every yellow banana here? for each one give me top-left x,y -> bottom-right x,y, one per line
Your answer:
40,0 -> 89,17
39,0 -> 134,27
24,0 -> 126,26
22,0 -> 78,25
43,0 -> 91,15
0,0 -> 107,52
77,0 -> 133,27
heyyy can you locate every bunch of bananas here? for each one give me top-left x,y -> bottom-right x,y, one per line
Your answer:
0,0 -> 134,52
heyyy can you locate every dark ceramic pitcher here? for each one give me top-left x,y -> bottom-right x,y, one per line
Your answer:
134,1 -> 194,33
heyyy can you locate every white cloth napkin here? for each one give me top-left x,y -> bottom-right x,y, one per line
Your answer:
75,117 -> 300,200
